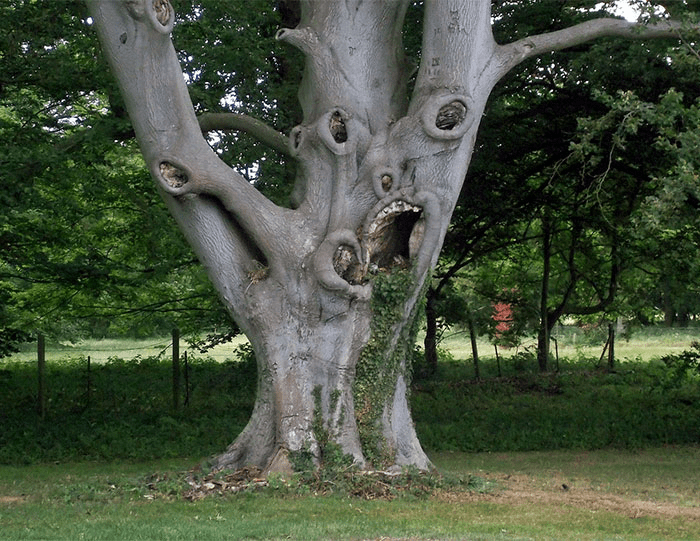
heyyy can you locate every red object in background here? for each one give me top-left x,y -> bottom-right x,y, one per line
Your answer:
492,301 -> 513,337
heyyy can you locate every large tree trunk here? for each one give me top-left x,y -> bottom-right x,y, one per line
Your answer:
87,0 -> 689,472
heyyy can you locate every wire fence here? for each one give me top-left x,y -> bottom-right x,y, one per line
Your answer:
13,329 -> 247,418
3,333 -> 247,364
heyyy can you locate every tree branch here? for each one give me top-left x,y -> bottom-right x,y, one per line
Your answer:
198,112 -> 291,157
86,0 -> 297,283
496,17 -> 695,80
412,0 -> 496,106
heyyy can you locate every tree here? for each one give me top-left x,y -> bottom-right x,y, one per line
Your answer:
432,3 -> 700,372
86,0 -> 697,472
0,1 -> 236,349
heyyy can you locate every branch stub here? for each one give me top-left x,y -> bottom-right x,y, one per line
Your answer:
149,0 -> 175,34
159,161 -> 189,189
420,93 -> 473,140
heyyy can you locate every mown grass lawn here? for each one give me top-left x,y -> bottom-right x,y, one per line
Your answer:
2,329 -> 700,539
2,448 -> 700,540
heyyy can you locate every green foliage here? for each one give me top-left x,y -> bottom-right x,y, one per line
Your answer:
0,353 -> 256,465
438,2 -> 700,363
353,269 -> 425,466
412,354 -> 700,453
172,0 -> 302,206
1,0 -> 303,344
660,341 -> 700,385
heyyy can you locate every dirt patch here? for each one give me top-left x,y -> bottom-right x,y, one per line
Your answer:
437,472 -> 700,521
0,496 -> 25,504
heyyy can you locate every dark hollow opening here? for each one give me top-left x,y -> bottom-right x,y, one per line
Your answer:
369,209 -> 423,270
329,111 -> 347,143
435,100 -> 467,131
333,245 -> 362,285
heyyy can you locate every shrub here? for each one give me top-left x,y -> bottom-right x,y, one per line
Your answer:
660,341 -> 700,385
2,349 -> 700,464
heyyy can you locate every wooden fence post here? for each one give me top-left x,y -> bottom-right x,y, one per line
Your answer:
172,328 -> 180,411
183,350 -> 190,407
37,333 -> 45,419
86,355 -> 91,408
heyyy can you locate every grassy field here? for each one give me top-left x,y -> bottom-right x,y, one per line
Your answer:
7,325 -> 700,365
439,325 -> 700,364
1,447 -> 699,540
2,328 -> 699,539
6,335 -> 250,364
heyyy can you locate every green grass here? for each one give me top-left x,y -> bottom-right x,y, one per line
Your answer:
437,446 -> 700,504
2,448 -> 699,540
439,325 -> 700,364
7,335 -> 250,364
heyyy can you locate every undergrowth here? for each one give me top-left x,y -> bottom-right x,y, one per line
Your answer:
141,462 -> 483,501
0,349 -> 256,465
412,348 -> 700,452
1,343 -> 699,465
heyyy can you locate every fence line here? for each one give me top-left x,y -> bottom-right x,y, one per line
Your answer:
37,333 -> 46,420
34,329 -> 189,417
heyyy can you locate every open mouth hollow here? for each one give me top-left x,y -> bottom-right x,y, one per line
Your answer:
332,200 -> 426,286
366,201 -> 423,270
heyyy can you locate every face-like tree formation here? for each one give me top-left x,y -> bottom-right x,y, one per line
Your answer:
87,0 -> 693,473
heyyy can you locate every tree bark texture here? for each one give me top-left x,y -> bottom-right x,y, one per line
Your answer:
537,213 -> 552,372
86,0 -> 693,472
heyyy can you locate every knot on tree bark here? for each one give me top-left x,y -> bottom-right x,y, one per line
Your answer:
125,0 -> 174,34
420,93 -> 473,140
314,229 -> 369,299
317,108 -> 365,155
372,166 -> 396,199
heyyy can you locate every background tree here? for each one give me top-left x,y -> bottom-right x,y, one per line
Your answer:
0,1 -> 213,348
430,1 -> 700,372
0,1 -> 307,352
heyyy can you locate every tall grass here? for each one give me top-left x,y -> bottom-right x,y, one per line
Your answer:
1,328 -> 699,465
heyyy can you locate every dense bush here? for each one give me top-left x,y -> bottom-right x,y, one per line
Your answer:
1,346 -> 699,464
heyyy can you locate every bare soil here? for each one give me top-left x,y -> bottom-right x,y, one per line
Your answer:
437,472 -> 700,521
0,496 -> 25,504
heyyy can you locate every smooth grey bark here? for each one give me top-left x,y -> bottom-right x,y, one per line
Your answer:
86,0 -> 695,473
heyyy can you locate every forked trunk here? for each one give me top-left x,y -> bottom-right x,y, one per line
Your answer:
87,0 -> 498,472
88,0 -> 675,472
